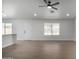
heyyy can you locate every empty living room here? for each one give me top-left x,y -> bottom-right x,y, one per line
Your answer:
2,0 -> 76,59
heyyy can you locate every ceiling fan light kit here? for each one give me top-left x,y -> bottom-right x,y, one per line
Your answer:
47,6 -> 51,9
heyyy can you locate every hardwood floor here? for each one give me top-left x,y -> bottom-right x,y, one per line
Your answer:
2,40 -> 76,59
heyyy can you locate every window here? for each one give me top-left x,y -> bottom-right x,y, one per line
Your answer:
44,23 -> 60,35
2,23 -> 12,35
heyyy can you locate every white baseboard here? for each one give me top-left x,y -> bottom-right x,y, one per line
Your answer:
17,39 -> 75,42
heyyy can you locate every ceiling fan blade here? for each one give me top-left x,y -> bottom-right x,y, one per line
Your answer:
50,10 -> 54,13
52,7 -> 58,10
39,5 -> 46,7
51,2 -> 60,6
44,0 -> 47,4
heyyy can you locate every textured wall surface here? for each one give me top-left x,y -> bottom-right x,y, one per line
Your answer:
3,19 -> 76,41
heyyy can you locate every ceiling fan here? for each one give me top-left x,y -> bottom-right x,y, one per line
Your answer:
39,0 -> 60,12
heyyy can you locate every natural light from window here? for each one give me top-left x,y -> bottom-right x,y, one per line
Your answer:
2,23 -> 12,35
44,23 -> 60,35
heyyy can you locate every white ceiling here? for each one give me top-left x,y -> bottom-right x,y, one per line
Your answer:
2,0 -> 76,19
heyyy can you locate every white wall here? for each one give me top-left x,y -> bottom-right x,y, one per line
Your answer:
3,18 -> 76,41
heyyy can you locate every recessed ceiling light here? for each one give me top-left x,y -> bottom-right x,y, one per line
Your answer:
2,13 -> 7,17
66,13 -> 70,16
34,13 -> 37,16
47,6 -> 51,9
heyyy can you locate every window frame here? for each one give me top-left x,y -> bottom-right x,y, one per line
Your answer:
44,23 -> 60,35
2,23 -> 12,35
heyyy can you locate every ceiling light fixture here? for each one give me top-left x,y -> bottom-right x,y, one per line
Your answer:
47,6 -> 51,9
2,13 -> 7,17
66,13 -> 70,16
2,11 -> 7,17
34,13 -> 37,16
